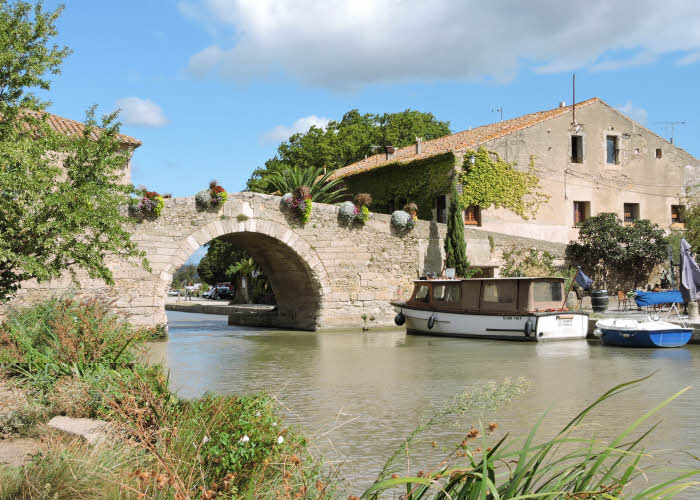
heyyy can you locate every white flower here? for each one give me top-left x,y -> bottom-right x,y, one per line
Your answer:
202,436 -> 209,444
271,422 -> 277,427
255,411 -> 261,417
239,434 -> 250,444
277,435 -> 284,444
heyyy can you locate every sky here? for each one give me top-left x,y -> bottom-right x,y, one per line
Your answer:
40,0 -> 700,200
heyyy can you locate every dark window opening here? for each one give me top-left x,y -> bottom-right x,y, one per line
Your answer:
464,205 -> 481,226
656,148 -> 662,159
606,135 -> 619,164
672,205 -> 685,225
436,195 -> 447,223
573,201 -> 590,226
571,135 -> 583,163
624,203 -> 640,223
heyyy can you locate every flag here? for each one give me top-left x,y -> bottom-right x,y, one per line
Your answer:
574,266 -> 593,291
680,239 -> 700,303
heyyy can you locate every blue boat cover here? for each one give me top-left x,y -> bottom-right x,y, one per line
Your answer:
633,290 -> 683,306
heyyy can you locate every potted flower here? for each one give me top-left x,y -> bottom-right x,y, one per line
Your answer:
338,193 -> 372,226
130,187 -> 164,218
390,202 -> 418,231
195,180 -> 228,210
281,185 -> 312,223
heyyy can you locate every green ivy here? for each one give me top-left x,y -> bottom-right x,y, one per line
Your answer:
342,152 -> 455,220
459,147 -> 549,220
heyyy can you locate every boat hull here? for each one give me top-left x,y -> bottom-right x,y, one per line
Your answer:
395,306 -> 588,341
600,328 -> 692,348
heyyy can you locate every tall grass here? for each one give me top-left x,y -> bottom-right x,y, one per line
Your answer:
361,375 -> 700,499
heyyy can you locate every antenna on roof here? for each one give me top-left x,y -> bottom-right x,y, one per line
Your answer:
492,106 -> 503,122
572,73 -> 576,125
653,121 -> 686,144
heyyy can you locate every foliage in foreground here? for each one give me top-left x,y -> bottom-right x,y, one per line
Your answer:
362,375 -> 699,499
0,298 -> 335,498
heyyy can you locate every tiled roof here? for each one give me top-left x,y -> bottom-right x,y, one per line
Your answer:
22,109 -> 142,147
329,97 -> 600,180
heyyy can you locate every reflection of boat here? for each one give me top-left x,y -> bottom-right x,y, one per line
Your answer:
595,318 -> 692,348
391,277 -> 588,341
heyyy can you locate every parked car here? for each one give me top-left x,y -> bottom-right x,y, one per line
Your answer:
212,287 -> 232,300
202,286 -> 216,299
167,289 -> 180,297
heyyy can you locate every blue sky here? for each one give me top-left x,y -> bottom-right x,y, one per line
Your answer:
41,1 -> 700,199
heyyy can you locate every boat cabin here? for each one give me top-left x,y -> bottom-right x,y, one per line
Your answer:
405,277 -> 566,314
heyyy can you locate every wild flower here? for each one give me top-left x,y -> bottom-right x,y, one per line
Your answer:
239,434 -> 250,444
277,435 -> 284,444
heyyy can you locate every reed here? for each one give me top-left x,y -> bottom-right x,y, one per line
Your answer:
361,374 -> 700,499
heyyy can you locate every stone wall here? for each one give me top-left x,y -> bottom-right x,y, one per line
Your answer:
1,192 -> 572,331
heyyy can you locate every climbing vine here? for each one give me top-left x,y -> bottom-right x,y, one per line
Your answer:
458,147 -> 549,220
342,153 -> 455,220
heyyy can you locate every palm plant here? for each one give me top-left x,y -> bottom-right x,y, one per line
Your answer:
267,166 -> 347,203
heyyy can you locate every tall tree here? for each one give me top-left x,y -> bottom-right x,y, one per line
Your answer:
444,183 -> 471,278
196,239 -> 246,286
0,2 -> 147,301
247,109 -> 451,193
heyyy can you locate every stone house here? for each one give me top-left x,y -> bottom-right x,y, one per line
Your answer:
23,109 -> 141,183
329,97 -> 699,245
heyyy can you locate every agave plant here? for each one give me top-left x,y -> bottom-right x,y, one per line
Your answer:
267,166 -> 347,204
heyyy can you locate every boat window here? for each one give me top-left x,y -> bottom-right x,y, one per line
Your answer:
414,285 -> 430,303
432,284 -> 461,305
482,282 -> 515,304
532,282 -> 562,302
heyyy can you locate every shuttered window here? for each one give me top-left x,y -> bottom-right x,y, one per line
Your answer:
573,201 -> 589,226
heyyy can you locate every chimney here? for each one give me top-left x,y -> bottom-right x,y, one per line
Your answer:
385,145 -> 395,160
415,137 -> 423,154
559,101 -> 566,108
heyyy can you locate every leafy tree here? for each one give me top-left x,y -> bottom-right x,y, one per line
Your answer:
267,166 -> 347,203
171,264 -> 199,289
458,147 -> 549,220
566,213 -> 668,289
227,257 -> 258,304
196,239 -> 246,286
444,183 -> 472,277
0,2 -> 147,301
247,109 -> 451,193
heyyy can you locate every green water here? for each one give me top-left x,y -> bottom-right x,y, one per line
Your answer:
150,311 -> 700,495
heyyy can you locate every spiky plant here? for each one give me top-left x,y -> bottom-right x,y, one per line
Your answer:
266,166 -> 347,204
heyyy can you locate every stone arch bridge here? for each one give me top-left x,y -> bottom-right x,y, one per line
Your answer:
6,193 -> 450,330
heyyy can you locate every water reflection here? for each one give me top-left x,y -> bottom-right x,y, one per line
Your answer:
154,311 -> 700,495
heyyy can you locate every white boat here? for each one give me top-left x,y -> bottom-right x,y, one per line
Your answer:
391,277 -> 588,341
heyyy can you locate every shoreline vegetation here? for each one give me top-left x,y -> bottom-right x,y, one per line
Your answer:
0,298 -> 697,499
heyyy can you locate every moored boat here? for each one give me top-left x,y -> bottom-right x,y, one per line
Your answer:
391,277 -> 588,341
595,318 -> 692,348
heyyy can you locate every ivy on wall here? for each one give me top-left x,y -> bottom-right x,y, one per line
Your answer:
458,147 -> 549,220
342,152 -> 455,220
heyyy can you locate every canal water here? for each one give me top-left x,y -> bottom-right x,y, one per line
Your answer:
150,311 -> 700,495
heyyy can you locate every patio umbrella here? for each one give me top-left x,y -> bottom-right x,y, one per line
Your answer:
680,238 -> 700,303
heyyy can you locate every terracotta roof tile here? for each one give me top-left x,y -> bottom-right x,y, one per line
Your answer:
329,97 -> 600,180
21,109 -> 142,147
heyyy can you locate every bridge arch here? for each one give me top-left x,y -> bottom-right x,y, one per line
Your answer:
161,217 -> 329,330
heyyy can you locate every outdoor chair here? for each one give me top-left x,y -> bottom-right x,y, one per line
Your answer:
617,290 -> 630,311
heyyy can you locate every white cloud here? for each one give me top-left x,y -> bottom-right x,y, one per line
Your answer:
116,97 -> 168,128
262,115 -> 331,143
178,0 -> 700,89
615,101 -> 648,125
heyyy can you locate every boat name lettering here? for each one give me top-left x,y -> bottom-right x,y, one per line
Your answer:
503,316 -> 522,321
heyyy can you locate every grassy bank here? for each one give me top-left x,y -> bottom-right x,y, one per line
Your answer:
0,298 -> 335,499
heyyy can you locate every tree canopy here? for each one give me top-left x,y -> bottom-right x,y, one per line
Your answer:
196,239 -> 247,286
0,2 -> 147,301
247,109 -> 451,193
566,213 -> 668,289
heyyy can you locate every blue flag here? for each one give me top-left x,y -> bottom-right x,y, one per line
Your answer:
574,266 -> 593,291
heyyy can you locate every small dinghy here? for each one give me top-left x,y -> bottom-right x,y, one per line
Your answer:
595,318 -> 692,348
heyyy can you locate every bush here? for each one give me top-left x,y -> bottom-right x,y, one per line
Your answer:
130,188 -> 164,217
